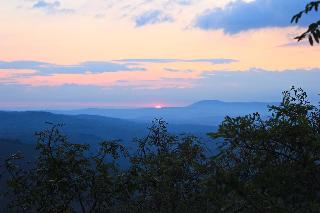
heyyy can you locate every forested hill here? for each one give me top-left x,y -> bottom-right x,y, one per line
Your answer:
0,111 -> 215,146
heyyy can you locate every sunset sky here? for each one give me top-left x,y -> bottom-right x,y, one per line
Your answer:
1,0 -> 319,109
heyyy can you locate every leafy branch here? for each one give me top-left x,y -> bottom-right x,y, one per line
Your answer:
291,1 -> 320,45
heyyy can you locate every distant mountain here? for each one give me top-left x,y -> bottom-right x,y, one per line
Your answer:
0,111 -> 214,148
187,100 -> 276,115
188,100 -> 274,108
51,100 -> 277,126
0,100 -> 275,156
188,100 -> 226,107
0,111 -> 144,145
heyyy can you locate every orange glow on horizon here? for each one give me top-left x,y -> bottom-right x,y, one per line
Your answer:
154,105 -> 163,109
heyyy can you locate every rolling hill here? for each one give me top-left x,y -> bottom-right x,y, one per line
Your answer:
50,100 -> 275,126
0,111 -> 215,147
0,100 -> 275,159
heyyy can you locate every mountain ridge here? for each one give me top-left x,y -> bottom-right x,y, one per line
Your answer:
46,100 -> 275,126
0,111 -> 214,146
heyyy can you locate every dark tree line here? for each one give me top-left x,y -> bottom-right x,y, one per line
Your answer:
1,86 -> 320,212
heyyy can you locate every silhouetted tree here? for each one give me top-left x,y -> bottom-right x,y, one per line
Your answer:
210,86 -> 320,211
292,1 -> 320,45
3,123 -> 128,212
128,119 -> 209,212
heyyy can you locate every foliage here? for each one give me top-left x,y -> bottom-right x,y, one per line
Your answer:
3,123 -> 128,212
292,1 -> 320,45
128,119 -> 209,212
1,87 -> 320,212
210,86 -> 320,211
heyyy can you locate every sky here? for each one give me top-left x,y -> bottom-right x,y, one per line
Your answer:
0,0 -> 319,109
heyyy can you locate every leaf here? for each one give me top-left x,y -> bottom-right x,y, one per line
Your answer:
308,23 -> 318,32
296,13 -> 302,23
291,15 -> 297,24
309,35 -> 314,46
312,32 -> 319,43
316,29 -> 320,39
291,12 -> 303,24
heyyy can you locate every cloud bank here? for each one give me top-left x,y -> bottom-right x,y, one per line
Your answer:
195,0 -> 318,33
0,68 -> 319,108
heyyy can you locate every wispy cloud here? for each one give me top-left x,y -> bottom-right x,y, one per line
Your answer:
164,68 -> 193,73
32,0 -> 74,14
116,58 -> 237,64
0,61 -> 145,76
135,10 -> 174,27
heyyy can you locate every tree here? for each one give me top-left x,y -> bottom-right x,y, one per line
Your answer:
292,1 -> 320,45
128,119 -> 209,212
3,123 -> 128,212
209,86 -> 320,211
2,120 -> 211,212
